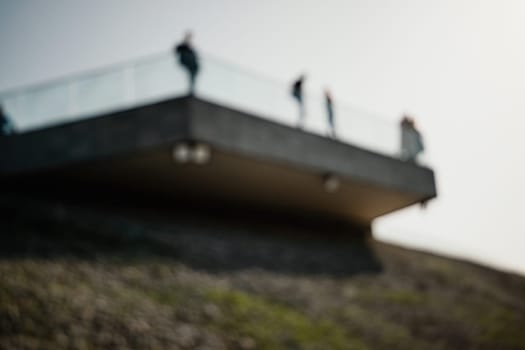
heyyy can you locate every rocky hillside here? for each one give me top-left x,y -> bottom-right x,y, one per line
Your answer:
1,197 -> 525,350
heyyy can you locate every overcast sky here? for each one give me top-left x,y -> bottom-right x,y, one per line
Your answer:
1,0 -> 524,274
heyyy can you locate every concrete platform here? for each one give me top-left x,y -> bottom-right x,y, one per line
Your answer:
0,96 -> 436,226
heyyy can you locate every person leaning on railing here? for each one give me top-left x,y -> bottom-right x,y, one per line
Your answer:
400,115 -> 424,162
0,106 -> 16,136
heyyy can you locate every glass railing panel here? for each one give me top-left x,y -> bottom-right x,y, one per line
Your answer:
239,75 -> 297,127
196,56 -> 235,110
337,104 -> 400,156
199,56 -> 303,127
0,50 -> 427,163
29,84 -> 70,129
133,54 -> 186,106
73,69 -> 128,121
1,83 -> 70,130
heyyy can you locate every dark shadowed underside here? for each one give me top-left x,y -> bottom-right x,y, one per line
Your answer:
0,96 -> 436,227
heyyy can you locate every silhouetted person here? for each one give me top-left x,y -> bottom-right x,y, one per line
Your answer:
325,88 -> 336,138
400,115 -> 424,162
175,32 -> 199,95
291,75 -> 306,128
0,106 -> 15,136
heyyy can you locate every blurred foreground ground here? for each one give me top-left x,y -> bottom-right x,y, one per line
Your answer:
1,197 -> 524,350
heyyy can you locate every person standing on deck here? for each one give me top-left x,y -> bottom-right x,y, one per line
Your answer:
174,31 -> 200,95
325,88 -> 336,138
291,74 -> 306,128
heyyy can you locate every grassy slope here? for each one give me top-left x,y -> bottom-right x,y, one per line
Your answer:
1,202 -> 525,350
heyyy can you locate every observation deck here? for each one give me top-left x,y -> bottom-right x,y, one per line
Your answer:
0,51 -> 436,229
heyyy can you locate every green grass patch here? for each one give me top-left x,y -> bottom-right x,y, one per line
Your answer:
204,289 -> 368,350
382,289 -> 426,305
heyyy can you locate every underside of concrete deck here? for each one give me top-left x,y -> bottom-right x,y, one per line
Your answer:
0,96 -> 436,226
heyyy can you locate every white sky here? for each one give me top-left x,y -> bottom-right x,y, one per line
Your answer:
1,0 -> 524,274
